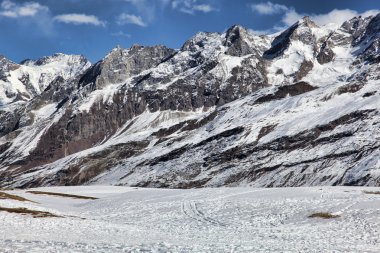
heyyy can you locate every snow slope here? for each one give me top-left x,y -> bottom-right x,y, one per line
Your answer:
1,186 -> 380,252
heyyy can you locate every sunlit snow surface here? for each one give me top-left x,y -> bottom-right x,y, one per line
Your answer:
1,186 -> 380,252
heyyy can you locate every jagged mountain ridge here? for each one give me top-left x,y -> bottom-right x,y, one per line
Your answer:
0,14 -> 379,188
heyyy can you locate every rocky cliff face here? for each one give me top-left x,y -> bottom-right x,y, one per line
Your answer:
0,14 -> 379,188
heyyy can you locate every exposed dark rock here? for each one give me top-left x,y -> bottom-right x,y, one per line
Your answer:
317,41 -> 335,64
293,60 -> 314,81
80,45 -> 176,89
0,109 -> 22,138
149,145 -> 191,166
202,110 -> 375,166
254,82 -> 317,104
362,91 -> 377,97
257,124 -> 277,142
18,141 -> 150,188
224,25 -> 257,57
194,127 -> 244,148
336,82 -> 365,95
0,142 -> 11,155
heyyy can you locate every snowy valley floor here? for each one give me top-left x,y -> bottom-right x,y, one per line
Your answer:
0,186 -> 380,252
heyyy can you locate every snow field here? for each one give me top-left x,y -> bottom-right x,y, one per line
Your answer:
0,186 -> 380,252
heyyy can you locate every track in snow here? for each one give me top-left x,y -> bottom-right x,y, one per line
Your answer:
1,186 -> 380,252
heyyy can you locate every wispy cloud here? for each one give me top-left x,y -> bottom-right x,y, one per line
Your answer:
125,0 -> 156,22
0,0 -> 106,29
111,31 -> 131,38
251,1 -> 380,33
249,26 -> 285,35
54,13 -> 105,27
0,0 -> 49,18
117,13 -> 147,27
121,0 -> 216,28
0,0 -> 54,36
251,1 -> 288,15
171,0 -> 216,15
191,4 -> 214,13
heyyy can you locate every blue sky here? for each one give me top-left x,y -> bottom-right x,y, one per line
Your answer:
1,0 -> 379,63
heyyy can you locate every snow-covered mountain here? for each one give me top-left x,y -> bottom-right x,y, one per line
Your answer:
0,14 -> 379,188
0,53 -> 90,105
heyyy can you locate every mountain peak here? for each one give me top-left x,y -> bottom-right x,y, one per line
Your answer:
223,24 -> 261,56
130,44 -> 143,50
181,30 -> 221,52
263,15 -> 320,59
224,24 -> 250,39
104,46 -> 127,61
227,24 -> 245,32
298,16 -> 318,28
0,54 -> 20,72
20,53 -> 90,67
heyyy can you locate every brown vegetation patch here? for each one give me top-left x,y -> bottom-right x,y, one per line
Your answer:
308,212 -> 340,219
363,191 -> 380,195
26,191 -> 98,200
0,206 -> 60,218
0,192 -> 33,202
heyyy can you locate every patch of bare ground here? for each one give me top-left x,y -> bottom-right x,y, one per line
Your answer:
363,191 -> 380,195
0,192 -> 34,202
0,206 -> 60,218
308,212 -> 340,219
26,191 -> 98,200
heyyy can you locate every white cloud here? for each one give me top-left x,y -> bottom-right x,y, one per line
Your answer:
1,0 -> 14,10
282,8 -> 380,27
249,26 -> 285,35
54,14 -> 105,27
171,0 -> 216,15
281,9 -> 302,26
361,9 -> 380,18
311,9 -> 379,26
192,4 -> 214,13
0,10 -> 15,17
124,0 -> 156,22
0,0 -> 49,18
251,1 -> 288,15
251,1 -> 379,32
111,31 -> 131,38
122,0 -> 216,25
117,13 -> 147,27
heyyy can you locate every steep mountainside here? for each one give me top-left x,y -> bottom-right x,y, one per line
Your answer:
0,14 -> 379,188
